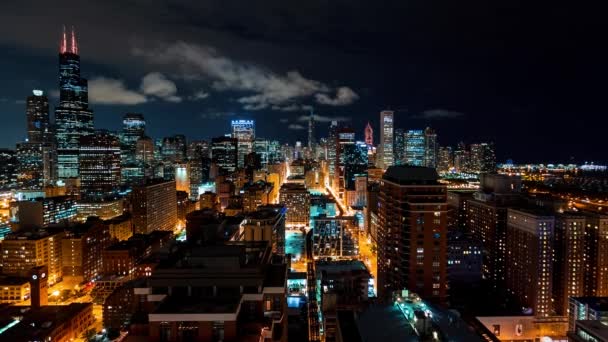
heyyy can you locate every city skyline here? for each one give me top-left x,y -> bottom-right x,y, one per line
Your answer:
0,1 -> 605,163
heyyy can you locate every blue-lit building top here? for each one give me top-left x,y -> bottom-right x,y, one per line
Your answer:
405,130 -> 425,166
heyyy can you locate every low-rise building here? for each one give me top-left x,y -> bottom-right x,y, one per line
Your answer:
0,274 -> 30,304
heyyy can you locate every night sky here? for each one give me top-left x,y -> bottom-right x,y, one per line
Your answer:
0,1 -> 605,163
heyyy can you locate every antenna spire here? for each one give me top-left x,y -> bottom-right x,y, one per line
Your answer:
60,25 -> 67,53
70,26 -> 78,54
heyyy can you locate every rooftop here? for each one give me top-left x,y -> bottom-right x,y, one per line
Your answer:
572,297 -> 608,312
0,275 -> 29,286
315,260 -> 369,274
154,296 -> 241,314
337,310 -> 363,342
0,303 -> 92,341
383,166 -> 440,185
572,320 -> 608,340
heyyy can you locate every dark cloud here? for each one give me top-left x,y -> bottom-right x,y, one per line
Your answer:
287,124 -> 306,130
416,109 -> 464,119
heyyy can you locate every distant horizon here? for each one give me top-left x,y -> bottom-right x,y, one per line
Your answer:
1,1 -> 605,162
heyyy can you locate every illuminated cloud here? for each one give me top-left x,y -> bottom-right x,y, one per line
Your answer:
134,41 -> 358,110
89,77 -> 147,105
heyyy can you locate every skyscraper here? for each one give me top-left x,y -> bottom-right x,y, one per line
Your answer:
231,120 -> 255,168
437,146 -> 453,173
394,128 -> 405,165
404,129 -> 425,166
377,166 -> 448,302
379,110 -> 394,169
161,134 -> 186,163
55,27 -> 94,179
22,90 -> 56,187
334,127 -> 355,198
120,113 -> 146,165
364,122 -> 373,146
470,142 -> 496,173
342,141 -> 368,191
211,136 -> 238,174
327,121 -> 338,181
26,90 -> 51,144
424,127 -> 437,168
308,111 -> 315,149
79,130 -> 121,201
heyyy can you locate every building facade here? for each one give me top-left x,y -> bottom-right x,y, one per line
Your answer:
377,166 -> 448,302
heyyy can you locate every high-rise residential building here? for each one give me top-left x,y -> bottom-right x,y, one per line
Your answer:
505,208 -> 554,317
279,183 -> 311,226
26,90 -> 52,144
377,166 -> 448,302
131,179 -> 177,234
554,213 -> 587,315
424,127 -> 437,168
404,130 -> 425,166
211,136 -> 238,174
0,229 -> 64,285
61,217 -> 112,283
583,213 -> 608,297
79,130 -> 121,201
379,110 -> 394,169
447,190 -> 474,230
231,119 -> 255,168
120,113 -> 146,165
467,174 -> 522,288
55,27 -> 94,179
327,121 -> 339,180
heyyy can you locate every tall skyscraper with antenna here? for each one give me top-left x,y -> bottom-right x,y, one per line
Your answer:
55,26 -> 94,179
308,110 -> 315,149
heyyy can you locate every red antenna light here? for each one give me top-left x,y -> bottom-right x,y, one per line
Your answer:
60,25 -> 67,53
71,26 -> 78,54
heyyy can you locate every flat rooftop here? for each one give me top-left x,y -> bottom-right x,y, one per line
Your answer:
383,166 -> 439,184
573,320 -> 608,340
0,275 -> 29,285
154,296 -> 241,314
572,297 -> 608,312
357,305 -> 419,342
0,303 -> 92,340
315,260 -> 369,274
